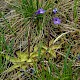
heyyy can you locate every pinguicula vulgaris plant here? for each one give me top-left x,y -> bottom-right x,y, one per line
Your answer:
1,0 -> 80,80
0,0 -> 62,79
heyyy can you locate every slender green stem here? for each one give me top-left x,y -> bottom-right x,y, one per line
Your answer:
36,0 -> 39,9
74,0 -> 78,23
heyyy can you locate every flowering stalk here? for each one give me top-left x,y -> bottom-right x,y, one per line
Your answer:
28,30 -> 31,58
28,22 -> 32,58
46,26 -> 50,47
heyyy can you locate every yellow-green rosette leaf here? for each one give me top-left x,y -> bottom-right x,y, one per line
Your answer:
51,45 -> 61,50
48,49 -> 56,58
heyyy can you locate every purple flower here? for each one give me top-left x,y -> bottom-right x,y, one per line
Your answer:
78,55 -> 80,61
36,8 -> 46,15
53,17 -> 61,24
53,8 -> 57,14
26,68 -> 35,74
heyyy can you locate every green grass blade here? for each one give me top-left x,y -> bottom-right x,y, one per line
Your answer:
74,0 -> 78,26
36,0 -> 39,9
63,46 -> 71,79
3,16 -> 16,35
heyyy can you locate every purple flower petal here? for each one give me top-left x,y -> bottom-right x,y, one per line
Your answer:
36,8 -> 46,15
26,68 -> 35,74
53,17 -> 61,24
78,55 -> 80,61
53,8 -> 57,14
